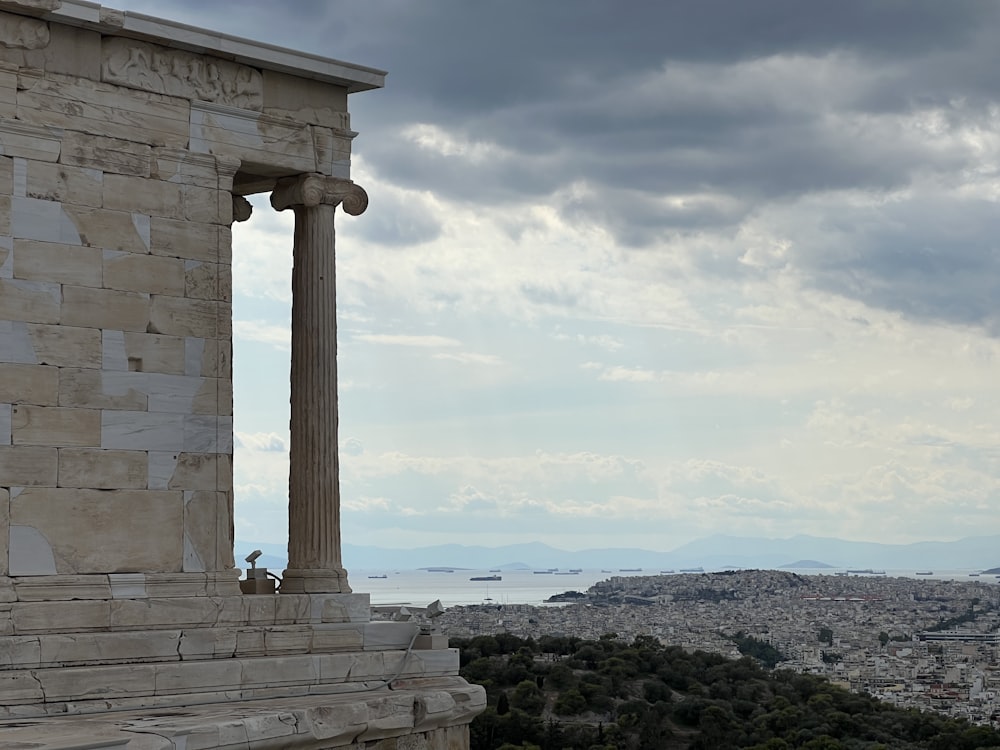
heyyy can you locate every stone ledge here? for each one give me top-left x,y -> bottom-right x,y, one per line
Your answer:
0,588 -> 372,634
0,651 -> 466,719
0,678 -> 483,749
0,621 -> 422,670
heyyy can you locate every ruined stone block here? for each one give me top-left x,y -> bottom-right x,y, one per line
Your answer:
11,404 -> 100,447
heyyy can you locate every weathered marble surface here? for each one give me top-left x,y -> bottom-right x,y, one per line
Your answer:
0,687 -> 482,748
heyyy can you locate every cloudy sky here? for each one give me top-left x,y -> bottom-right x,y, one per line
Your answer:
119,1 -> 1000,551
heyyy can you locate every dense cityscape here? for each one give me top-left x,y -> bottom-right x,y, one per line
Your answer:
436,570 -> 1000,727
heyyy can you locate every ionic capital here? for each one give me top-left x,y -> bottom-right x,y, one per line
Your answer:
270,173 -> 368,216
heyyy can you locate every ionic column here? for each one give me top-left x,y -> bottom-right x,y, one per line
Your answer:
270,174 -> 368,594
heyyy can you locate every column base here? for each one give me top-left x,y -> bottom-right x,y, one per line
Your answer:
281,567 -> 352,594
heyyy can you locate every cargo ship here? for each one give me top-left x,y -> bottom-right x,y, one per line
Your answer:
470,574 -> 501,581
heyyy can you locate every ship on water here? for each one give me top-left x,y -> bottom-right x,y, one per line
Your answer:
916,571 -> 933,576
470,574 -> 501,581
680,567 -> 704,573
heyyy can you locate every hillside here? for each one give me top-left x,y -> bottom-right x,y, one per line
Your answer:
452,633 -> 1000,750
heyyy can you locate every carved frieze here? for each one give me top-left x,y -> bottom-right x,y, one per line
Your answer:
0,12 -> 49,49
102,37 -> 263,110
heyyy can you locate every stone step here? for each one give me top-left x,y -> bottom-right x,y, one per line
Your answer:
0,646 -> 460,718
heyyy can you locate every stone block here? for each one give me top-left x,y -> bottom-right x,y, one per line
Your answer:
11,404 -> 100,447
61,284 -> 150,331
108,573 -> 147,599
58,368 -> 148,410
147,450 -> 178,490
149,216 -> 219,262
319,651 -> 385,683
102,410 -> 183,451
109,596 -> 225,630
0,1 -> 62,15
217,488 -> 235,569
0,403 -> 9,446
3,23 -> 101,79
0,153 -> 12,195
0,278 -> 60,324
0,67 -> 13,121
183,414 -> 226,453
0,634 -> 39,669
218,378 -> 232,417
364,622 -> 420,651
177,626 -> 236,660
61,131 -> 152,177
103,249 -> 185,295
142,573 -> 212,599
243,653 -> 318,687
263,626 -> 313,655
9,196 -> 82,244
101,330 -> 185,374
27,323 -> 102,368
184,184 -> 223,224
218,225 -> 232,266
63,206 -> 151,253
274,595 -> 311,624
190,102 -> 316,177
11,600 -> 111,633
0,238 -> 9,280
0,445 -> 57,485
149,295 -> 218,338
171,454 -> 221,491
24,160 -> 103,209
16,70 -> 190,148
9,488 -> 183,574
155,659 -> 244,695
152,149 -> 219,188
262,69 -> 349,128
0,669 -> 43,704
39,630 -> 182,667
103,174 -> 183,220
312,625 -> 364,653
37,663 -> 155,702
57,447 -> 147,489
145,372 -> 213,413
184,260 -> 219,300
12,574 -> 112,602
0,362 -> 58,405
12,238 -> 102,286
234,628 -> 266,657
183,489 -> 218,572
128,332 -> 187,374
182,336 -> 205,376
0,487 -> 7,576
0,119 -> 60,162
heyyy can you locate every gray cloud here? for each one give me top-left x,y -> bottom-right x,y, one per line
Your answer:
124,0 -> 1000,333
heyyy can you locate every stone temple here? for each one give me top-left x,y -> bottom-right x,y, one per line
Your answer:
0,1 -> 485,746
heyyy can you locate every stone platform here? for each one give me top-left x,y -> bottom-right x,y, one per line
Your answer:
0,682 -> 482,749
0,590 -> 483,711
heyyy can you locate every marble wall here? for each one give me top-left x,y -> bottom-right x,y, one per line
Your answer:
0,2 -> 354,587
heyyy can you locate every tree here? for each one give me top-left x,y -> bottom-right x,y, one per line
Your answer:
818,627 -> 833,647
497,692 -> 510,716
510,680 -> 545,714
553,688 -> 587,716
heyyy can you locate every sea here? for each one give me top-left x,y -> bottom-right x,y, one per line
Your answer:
353,568 -> 1000,608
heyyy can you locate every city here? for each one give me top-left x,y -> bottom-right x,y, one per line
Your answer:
437,570 -> 1000,726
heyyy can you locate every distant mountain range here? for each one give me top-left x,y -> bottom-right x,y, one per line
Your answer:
234,533 -> 1000,573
